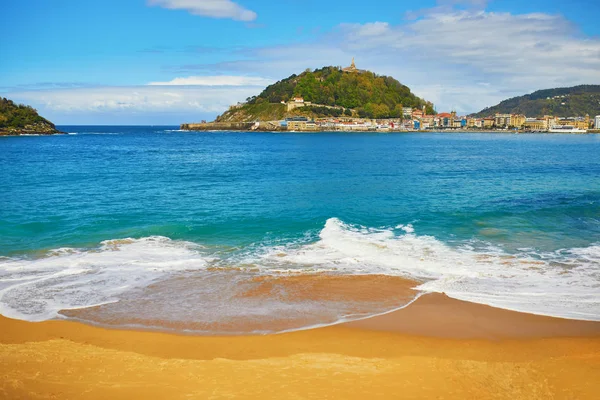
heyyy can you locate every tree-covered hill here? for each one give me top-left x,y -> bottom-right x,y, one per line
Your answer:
0,97 -> 61,135
472,85 -> 600,118
216,66 -> 434,122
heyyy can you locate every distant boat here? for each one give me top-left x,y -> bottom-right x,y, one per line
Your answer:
548,125 -> 587,133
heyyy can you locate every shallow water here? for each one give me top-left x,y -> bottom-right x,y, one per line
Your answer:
1,127 -> 599,333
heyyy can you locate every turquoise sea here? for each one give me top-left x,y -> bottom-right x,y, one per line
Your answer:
1,126 -> 599,333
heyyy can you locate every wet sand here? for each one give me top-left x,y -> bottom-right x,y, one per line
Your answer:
1,293 -> 599,399
347,292 -> 600,338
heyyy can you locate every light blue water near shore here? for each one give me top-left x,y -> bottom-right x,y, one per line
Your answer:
1,127 -> 599,332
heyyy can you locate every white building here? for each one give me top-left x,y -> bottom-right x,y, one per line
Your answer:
595,115 -> 600,129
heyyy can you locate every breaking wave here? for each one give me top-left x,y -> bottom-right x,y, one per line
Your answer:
0,218 -> 598,329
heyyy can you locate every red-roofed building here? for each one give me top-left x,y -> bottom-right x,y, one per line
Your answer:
412,109 -> 424,119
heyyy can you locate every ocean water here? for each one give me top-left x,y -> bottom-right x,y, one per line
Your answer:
1,126 -> 599,333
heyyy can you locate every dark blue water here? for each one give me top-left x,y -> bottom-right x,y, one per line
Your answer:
1,126 -> 599,330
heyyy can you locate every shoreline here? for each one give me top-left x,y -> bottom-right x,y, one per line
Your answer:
2,293 -> 599,399
179,127 -> 598,134
3,291 -> 599,341
345,292 -> 600,339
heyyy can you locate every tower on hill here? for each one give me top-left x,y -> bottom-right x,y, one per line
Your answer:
343,58 -> 364,73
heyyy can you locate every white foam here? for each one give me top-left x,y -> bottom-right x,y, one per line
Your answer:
0,219 -> 599,325
250,218 -> 600,321
78,132 -> 121,135
0,236 -> 210,321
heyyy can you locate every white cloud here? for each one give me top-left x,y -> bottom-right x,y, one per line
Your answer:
148,0 -> 257,21
189,9 -> 600,113
148,75 -> 273,86
8,85 -> 260,115
347,22 -> 391,37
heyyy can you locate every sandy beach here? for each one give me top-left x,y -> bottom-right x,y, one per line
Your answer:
2,293 -> 599,400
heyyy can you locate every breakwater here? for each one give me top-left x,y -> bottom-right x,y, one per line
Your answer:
180,122 -> 285,131
181,122 -> 254,131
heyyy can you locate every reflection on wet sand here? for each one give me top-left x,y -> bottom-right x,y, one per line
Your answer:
61,272 -> 421,334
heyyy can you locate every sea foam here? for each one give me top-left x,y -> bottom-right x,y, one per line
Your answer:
251,218 -> 600,321
0,219 -> 598,325
0,236 -> 210,321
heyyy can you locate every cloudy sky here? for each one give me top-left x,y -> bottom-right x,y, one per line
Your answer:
2,0 -> 599,124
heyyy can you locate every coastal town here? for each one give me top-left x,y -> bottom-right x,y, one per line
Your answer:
277,100 -> 600,133
183,97 -> 600,133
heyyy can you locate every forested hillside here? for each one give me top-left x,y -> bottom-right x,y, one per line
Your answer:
217,66 -> 434,121
0,98 -> 61,135
472,85 -> 600,118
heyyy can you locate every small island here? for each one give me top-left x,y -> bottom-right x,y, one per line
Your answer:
181,60 -> 600,133
181,60 -> 434,132
0,97 -> 62,136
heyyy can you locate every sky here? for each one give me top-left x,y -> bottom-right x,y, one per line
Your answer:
1,0 -> 600,125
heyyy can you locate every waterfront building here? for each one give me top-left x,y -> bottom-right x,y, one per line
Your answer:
510,114 -> 526,128
421,115 -> 435,128
494,114 -> 512,127
467,118 -> 484,128
412,109 -> 424,119
483,118 -> 495,128
523,118 -> 546,131
435,113 -> 452,128
555,117 -> 589,131
402,107 -> 413,118
451,118 -> 463,128
287,119 -> 319,131
543,115 -> 558,129
595,115 -> 600,128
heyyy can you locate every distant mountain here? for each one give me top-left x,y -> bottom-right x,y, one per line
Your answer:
0,97 -> 61,135
472,85 -> 600,118
216,65 -> 434,122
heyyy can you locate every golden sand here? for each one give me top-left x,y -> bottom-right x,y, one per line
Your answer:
1,293 -> 599,399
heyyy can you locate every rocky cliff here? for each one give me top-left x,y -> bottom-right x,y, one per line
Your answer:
0,97 -> 62,136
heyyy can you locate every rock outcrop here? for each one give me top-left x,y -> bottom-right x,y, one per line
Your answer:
0,97 -> 63,136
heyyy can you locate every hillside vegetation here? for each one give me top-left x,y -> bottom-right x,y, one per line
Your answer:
472,85 -> 600,118
216,66 -> 434,122
217,103 -> 287,123
0,97 -> 61,135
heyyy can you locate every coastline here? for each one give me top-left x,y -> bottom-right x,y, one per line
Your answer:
2,293 -> 599,399
179,124 -> 597,134
0,128 -> 65,136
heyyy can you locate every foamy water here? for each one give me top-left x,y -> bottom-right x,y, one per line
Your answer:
0,237 -> 210,321
255,218 -> 600,321
1,218 -> 598,332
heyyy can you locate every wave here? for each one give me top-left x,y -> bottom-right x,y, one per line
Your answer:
0,219 -> 598,329
242,218 -> 600,321
0,237 -> 210,321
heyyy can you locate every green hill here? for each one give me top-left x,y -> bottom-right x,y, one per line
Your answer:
216,66 -> 434,122
472,85 -> 600,118
0,97 -> 61,135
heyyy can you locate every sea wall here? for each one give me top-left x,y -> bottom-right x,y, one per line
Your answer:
181,121 -> 287,132
180,122 -> 256,131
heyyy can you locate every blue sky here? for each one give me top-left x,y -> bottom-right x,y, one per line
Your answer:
2,0 -> 599,124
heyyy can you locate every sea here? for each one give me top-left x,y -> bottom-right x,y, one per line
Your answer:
1,126 -> 599,334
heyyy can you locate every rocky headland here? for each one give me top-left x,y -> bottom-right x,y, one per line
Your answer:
0,97 -> 63,136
